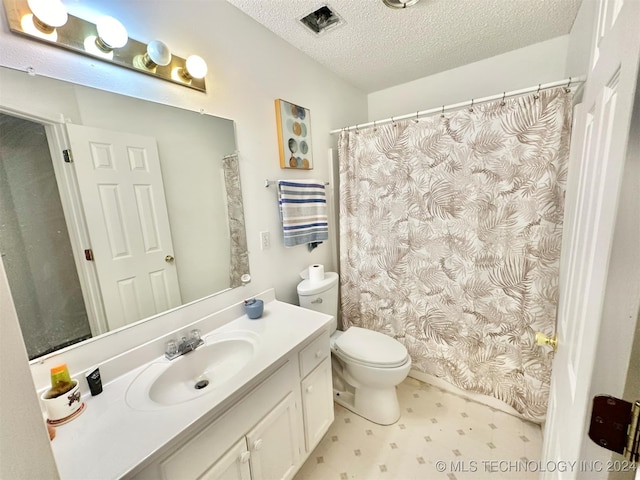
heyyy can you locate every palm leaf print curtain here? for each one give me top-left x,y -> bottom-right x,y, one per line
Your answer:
338,88 -> 572,421
221,154 -> 250,288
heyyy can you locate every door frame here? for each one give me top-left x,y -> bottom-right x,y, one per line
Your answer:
0,106 -> 108,337
540,0 -> 640,473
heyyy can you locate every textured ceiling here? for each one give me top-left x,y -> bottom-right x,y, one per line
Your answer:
225,0 -> 582,93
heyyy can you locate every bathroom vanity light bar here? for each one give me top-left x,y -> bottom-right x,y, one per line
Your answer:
2,0 -> 207,92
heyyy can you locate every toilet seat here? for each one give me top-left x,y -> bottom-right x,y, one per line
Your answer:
333,327 -> 409,368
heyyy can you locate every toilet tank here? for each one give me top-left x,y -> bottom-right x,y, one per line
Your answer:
297,272 -> 339,333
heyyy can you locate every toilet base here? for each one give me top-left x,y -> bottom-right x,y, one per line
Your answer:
333,386 -> 401,426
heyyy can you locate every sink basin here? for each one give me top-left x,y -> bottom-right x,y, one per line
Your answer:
126,330 -> 260,410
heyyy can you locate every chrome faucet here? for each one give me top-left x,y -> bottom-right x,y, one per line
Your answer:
165,329 -> 204,360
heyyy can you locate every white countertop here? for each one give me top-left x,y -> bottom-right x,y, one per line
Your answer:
50,299 -> 332,480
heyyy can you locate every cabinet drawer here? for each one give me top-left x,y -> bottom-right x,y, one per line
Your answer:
299,331 -> 330,378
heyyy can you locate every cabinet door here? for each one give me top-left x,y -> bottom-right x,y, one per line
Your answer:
301,357 -> 334,452
198,438 -> 251,480
246,393 -> 300,480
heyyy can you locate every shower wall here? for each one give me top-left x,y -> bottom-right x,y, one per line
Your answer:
0,114 -> 91,358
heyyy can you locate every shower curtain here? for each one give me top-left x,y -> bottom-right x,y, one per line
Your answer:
338,88 -> 572,421
222,154 -> 250,287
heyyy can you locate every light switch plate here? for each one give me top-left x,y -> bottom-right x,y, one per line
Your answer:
260,231 -> 271,250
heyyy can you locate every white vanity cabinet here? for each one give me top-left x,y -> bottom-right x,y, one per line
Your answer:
129,329 -> 332,480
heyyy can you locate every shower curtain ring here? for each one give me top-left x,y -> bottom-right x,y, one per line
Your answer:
501,92 -> 506,106
565,77 -> 572,93
469,99 -> 474,113
414,111 -> 419,123
534,83 -> 541,100
355,124 -> 360,134
373,120 -> 377,131
391,117 -> 396,127
441,105 -> 445,118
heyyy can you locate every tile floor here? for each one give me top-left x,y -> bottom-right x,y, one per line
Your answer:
295,377 -> 543,480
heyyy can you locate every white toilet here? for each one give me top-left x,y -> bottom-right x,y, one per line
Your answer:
297,272 -> 411,425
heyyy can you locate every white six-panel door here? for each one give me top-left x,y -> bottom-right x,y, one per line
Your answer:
541,0 -> 640,477
67,124 -> 181,330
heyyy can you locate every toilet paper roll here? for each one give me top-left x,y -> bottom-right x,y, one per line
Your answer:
308,264 -> 325,283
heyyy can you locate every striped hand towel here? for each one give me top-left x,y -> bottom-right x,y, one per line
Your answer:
277,180 -> 329,247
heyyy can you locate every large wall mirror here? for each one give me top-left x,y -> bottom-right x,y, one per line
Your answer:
0,66 -> 250,360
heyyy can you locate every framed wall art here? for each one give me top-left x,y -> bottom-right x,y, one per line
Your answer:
275,99 -> 313,169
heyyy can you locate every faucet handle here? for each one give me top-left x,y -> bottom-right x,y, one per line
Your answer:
165,339 -> 178,357
190,329 -> 201,341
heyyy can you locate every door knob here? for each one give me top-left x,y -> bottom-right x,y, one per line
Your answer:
535,332 -> 558,352
165,255 -> 175,263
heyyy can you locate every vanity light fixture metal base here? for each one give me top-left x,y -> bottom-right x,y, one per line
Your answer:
2,0 -> 206,92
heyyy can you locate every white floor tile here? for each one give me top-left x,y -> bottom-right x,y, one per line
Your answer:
294,377 -> 543,480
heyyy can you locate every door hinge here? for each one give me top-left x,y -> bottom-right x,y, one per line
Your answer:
84,249 -> 94,261
588,395 -> 639,462
63,149 -> 73,163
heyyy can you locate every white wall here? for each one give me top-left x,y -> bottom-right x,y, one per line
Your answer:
0,1 -> 367,477
565,0 -> 598,78
367,35 -> 570,121
0,265 -> 60,478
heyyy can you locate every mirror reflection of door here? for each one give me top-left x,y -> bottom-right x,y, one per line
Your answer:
67,124 -> 181,330
0,113 -> 91,359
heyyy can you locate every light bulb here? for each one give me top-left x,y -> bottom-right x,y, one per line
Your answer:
144,40 -> 172,68
21,14 -> 57,40
83,35 -> 113,60
183,55 -> 207,80
95,16 -> 128,52
27,0 -> 67,33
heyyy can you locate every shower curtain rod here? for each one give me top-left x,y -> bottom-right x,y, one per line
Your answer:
329,76 -> 586,134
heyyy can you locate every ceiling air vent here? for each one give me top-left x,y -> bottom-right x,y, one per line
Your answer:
299,5 -> 344,36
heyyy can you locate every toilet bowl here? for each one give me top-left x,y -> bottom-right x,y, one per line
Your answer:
297,272 -> 411,425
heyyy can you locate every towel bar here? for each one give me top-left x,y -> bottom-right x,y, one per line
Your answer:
265,179 -> 330,187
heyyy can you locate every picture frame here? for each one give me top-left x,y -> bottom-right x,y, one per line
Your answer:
275,99 -> 313,169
